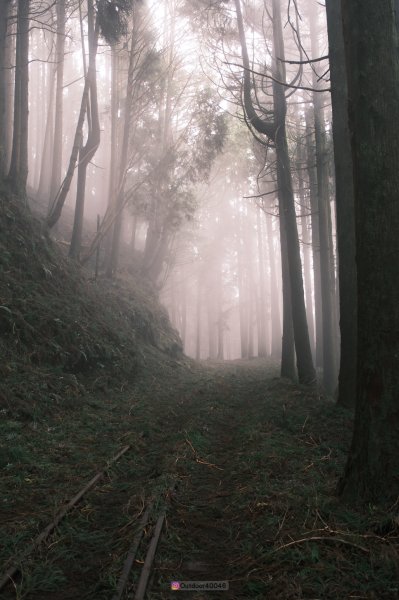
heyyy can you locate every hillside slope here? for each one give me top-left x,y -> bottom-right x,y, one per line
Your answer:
0,187 -> 183,419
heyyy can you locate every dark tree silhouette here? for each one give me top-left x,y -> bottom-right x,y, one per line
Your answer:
325,0 -> 356,409
338,0 -> 399,501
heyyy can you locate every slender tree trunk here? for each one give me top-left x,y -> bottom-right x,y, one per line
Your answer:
234,0 -> 315,383
305,110 -> 323,369
170,273 -> 177,327
325,0 -> 356,408
272,0 -> 315,384
309,8 -> 338,395
33,61 -> 43,190
246,214 -> 255,359
207,293 -> 217,360
338,0 -> 399,501
129,214 -> 138,250
237,213 -> 249,359
103,45 -> 119,267
265,207 -> 282,359
50,0 -> 66,203
180,277 -> 187,351
4,18 -> 13,173
8,0 -> 29,192
296,133 -> 315,358
278,192 -> 296,379
106,9 -> 142,276
38,66 -> 56,202
47,75 -> 91,228
195,275 -> 201,361
147,227 -> 171,281
0,0 -> 11,177
217,266 -> 224,360
257,207 -> 269,356
69,0 -> 100,259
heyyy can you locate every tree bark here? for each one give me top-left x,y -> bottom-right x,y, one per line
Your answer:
0,0 -> 11,177
325,0 -> 356,408
265,205 -> 283,359
195,274 -> 202,361
338,0 -> 399,501
271,0 -> 315,384
69,0 -> 100,259
257,207 -> 269,356
305,110 -> 323,369
38,65 -> 55,202
106,8 -> 142,276
50,0 -> 66,203
47,75 -> 91,228
309,6 -> 338,395
296,131 -> 315,358
8,0 -> 29,192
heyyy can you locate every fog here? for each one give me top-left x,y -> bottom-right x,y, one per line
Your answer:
4,0 -> 333,372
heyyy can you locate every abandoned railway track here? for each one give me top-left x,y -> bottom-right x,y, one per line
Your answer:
0,441 -> 181,599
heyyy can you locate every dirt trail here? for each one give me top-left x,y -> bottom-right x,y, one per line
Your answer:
152,361 -> 274,599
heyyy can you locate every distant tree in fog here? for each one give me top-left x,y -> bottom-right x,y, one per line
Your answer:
233,0 -> 316,385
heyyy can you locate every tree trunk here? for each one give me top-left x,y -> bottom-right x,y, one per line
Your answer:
266,206 -> 283,359
195,275 -> 202,361
50,0 -> 66,203
338,0 -> 399,501
38,65 -> 55,202
8,0 -> 29,192
246,213 -> 255,359
47,75 -> 91,228
69,0 -> 100,260
180,277 -> 187,351
257,207 -> 269,356
234,0 -> 315,384
103,45 -> 120,270
325,0 -> 356,409
0,0 -> 11,177
33,61 -> 44,190
271,0 -> 315,385
106,9 -> 141,276
309,6 -> 338,395
305,110 -> 323,369
217,266 -> 224,360
207,292 -> 217,360
296,132 -> 315,358
237,213 -> 249,359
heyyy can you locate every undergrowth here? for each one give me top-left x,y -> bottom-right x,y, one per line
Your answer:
0,189 -> 182,420
1,188 -> 398,599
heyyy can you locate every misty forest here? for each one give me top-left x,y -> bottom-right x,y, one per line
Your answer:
1,0 -> 399,598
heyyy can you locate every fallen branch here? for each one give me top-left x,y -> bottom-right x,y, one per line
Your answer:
275,535 -> 370,554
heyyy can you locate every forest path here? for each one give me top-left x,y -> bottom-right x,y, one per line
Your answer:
1,358 -> 395,599
148,359 -> 342,599
151,359 -> 283,599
